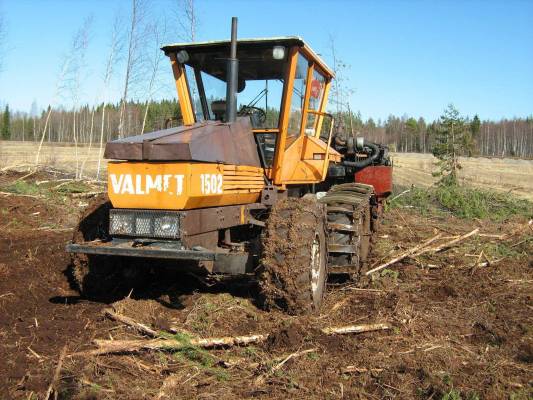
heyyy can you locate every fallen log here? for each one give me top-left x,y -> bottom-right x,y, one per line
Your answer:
321,323 -> 391,335
72,333 -> 269,357
71,323 -> 391,357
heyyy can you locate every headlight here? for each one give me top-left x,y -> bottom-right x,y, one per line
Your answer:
154,215 -> 179,238
273,46 -> 285,60
109,209 -> 181,239
176,50 -> 189,63
110,213 -> 135,236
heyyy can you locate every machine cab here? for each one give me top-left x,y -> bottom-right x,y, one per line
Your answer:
162,37 -> 341,186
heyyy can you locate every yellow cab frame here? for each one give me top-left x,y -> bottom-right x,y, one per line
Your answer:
168,37 -> 341,190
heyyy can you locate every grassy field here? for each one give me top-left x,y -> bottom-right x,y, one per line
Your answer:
0,141 -> 107,178
392,152 -> 533,201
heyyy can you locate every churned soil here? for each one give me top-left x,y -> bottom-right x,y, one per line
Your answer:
0,171 -> 531,399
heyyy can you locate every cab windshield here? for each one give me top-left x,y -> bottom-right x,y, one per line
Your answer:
182,44 -> 288,129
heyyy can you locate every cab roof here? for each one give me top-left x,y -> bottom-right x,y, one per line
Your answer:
161,36 -> 335,78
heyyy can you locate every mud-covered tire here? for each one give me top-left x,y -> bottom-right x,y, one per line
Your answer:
70,194 -> 123,297
256,196 -> 327,315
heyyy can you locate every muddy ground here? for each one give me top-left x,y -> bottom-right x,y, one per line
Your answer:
0,171 -> 531,399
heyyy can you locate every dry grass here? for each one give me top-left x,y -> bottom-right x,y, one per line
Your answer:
0,141 -> 107,178
392,152 -> 533,201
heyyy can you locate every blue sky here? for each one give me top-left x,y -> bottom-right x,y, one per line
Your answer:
0,0 -> 532,121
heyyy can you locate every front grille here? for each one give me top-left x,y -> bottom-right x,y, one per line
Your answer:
109,209 -> 181,239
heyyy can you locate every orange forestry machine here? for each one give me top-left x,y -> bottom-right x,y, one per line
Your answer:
67,18 -> 392,315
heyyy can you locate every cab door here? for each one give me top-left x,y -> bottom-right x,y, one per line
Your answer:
271,48 -> 340,185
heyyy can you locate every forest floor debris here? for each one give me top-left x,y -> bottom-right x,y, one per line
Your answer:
0,171 -> 532,399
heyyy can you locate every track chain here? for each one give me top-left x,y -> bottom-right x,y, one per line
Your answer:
319,183 -> 376,277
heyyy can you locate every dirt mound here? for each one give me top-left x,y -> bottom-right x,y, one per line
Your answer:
111,297 -> 177,332
265,321 -> 313,352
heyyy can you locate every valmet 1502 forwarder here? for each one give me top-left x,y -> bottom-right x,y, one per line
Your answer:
67,18 -> 392,315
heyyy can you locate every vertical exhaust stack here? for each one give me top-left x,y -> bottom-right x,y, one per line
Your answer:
225,17 -> 238,123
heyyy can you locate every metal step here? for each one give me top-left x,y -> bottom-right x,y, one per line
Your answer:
328,264 -> 358,274
326,206 -> 354,214
327,243 -> 358,254
327,222 -> 357,232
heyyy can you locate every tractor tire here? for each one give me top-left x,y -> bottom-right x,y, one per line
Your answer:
70,194 -> 123,298
256,195 -> 327,315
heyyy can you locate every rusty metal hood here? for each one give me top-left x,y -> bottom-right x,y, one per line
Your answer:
104,117 -> 261,167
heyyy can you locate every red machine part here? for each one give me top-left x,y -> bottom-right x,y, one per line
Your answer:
354,165 -> 393,203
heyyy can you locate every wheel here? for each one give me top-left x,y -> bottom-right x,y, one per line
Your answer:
256,196 -> 327,315
70,195 -> 124,298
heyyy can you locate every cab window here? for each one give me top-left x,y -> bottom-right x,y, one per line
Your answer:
285,53 -> 308,148
304,67 -> 326,136
181,45 -> 288,129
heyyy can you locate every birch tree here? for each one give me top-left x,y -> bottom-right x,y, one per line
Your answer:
0,11 -> 5,74
118,0 -> 147,138
95,15 -> 122,180
141,22 -> 166,134
34,17 -> 92,167
59,16 -> 92,178
176,0 -> 198,42
328,35 -> 355,134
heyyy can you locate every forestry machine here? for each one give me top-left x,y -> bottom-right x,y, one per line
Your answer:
67,18 -> 392,315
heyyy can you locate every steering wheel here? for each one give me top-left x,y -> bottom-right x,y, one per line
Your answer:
238,105 -> 267,124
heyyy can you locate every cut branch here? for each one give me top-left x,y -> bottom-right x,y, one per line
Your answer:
422,228 -> 479,254
103,308 -> 158,337
365,233 -> 443,276
341,366 -> 384,374
321,323 -> 391,335
71,322 -> 391,357
254,347 -> 317,385
44,345 -> 67,400
366,228 -> 479,276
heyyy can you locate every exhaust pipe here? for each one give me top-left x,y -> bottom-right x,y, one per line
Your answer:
225,17 -> 238,123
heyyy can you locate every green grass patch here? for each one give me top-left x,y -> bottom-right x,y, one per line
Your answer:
380,268 -> 399,280
441,390 -> 480,400
52,180 -> 94,194
3,180 -> 41,195
160,331 -> 230,381
389,185 -> 533,222
482,242 -> 522,259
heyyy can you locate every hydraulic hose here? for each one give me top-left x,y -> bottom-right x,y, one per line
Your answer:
342,142 -> 380,168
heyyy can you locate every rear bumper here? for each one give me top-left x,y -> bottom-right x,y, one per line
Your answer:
66,240 -> 251,274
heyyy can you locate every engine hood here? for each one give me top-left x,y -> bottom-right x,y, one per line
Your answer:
104,117 -> 261,167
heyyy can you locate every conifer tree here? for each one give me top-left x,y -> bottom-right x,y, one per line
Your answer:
1,104 -> 10,140
432,104 -> 469,186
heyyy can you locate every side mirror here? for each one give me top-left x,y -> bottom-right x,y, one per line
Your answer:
356,137 -> 365,151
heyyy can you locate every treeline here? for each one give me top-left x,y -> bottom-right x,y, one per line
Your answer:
1,100 -> 180,144
336,112 -> 533,158
1,103 -> 532,159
